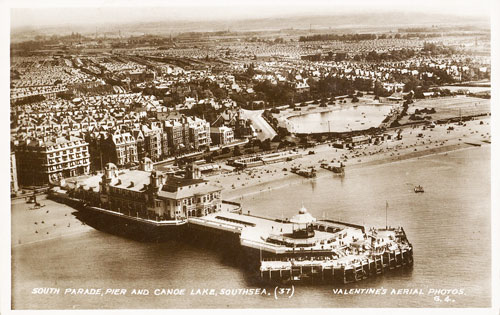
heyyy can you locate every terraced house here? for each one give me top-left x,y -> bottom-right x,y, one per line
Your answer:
100,130 -> 138,167
141,124 -> 163,161
187,116 -> 211,150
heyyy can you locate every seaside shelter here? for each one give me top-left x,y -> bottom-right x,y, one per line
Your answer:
290,205 -> 316,239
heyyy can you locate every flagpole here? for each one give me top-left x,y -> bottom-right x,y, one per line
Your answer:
385,201 -> 388,229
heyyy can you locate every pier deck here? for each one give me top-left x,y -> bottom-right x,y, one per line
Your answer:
187,210 -> 403,256
50,191 -> 412,284
186,209 -> 412,283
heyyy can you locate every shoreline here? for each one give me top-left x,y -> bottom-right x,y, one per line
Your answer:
11,195 -> 94,247
12,229 -> 92,248
11,143 -> 488,247
346,142 -> 468,170
217,117 -> 490,200
12,118 -> 490,246
222,141 -> 487,201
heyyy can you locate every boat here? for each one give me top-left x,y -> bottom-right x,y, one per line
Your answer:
414,185 -> 424,193
320,162 -> 345,175
291,167 -> 316,178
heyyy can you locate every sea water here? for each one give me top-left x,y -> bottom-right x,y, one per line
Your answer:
11,146 -> 491,309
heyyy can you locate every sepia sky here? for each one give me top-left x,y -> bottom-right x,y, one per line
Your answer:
10,0 -> 491,29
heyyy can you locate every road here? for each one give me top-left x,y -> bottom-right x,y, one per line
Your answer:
240,109 -> 277,141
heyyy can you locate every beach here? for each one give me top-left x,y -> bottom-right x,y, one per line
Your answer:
11,142 -> 491,309
11,195 -> 93,248
9,116 -> 491,309
209,117 -> 491,200
10,116 -> 490,249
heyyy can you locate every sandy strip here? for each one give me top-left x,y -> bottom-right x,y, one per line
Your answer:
11,118 -> 490,245
211,117 -> 491,201
11,195 -> 93,247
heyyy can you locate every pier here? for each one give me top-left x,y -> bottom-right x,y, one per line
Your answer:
259,246 -> 413,283
185,205 -> 413,284
49,190 -> 413,284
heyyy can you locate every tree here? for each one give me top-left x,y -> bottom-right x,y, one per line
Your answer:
403,76 -> 422,93
414,89 -> 425,99
253,139 -> 262,149
335,52 -> 347,62
212,87 -> 227,100
278,141 -> 288,149
366,50 -> 380,62
233,146 -> 242,157
245,63 -> 256,77
373,81 -> 388,97
262,139 -> 271,151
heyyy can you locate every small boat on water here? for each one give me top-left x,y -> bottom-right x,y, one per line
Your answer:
291,167 -> 316,178
320,162 -> 345,175
414,185 -> 424,193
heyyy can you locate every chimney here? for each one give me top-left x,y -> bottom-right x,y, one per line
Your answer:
185,163 -> 201,180
150,171 -> 160,189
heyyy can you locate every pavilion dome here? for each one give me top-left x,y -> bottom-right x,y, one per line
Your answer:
290,205 -> 316,224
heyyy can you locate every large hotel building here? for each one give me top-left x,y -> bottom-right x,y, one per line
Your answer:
14,135 -> 90,186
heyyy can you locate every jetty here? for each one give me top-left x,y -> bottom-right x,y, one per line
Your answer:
291,166 -> 317,178
189,205 -> 413,284
320,162 -> 345,175
52,186 -> 413,284
48,161 -> 412,285
464,142 -> 482,147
